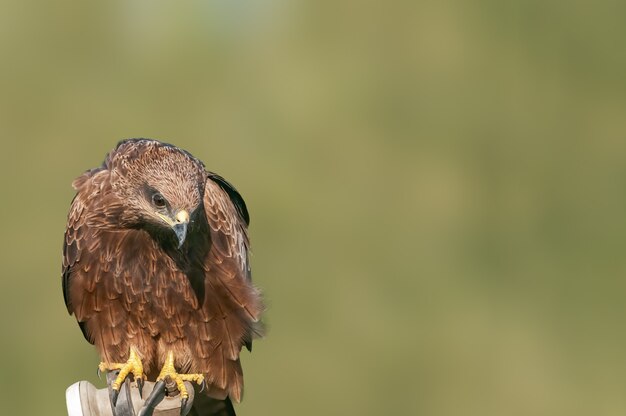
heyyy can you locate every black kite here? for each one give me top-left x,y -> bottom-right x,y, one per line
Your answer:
62,139 -> 264,415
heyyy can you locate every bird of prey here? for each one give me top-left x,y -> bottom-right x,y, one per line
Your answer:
62,139 -> 264,415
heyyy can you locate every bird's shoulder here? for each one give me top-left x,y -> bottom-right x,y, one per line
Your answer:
203,173 -> 250,271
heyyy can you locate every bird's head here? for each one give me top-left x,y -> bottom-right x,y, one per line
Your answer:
108,139 -> 207,248
141,184 -> 196,248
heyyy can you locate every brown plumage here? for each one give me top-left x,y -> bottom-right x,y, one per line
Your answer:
62,139 -> 264,413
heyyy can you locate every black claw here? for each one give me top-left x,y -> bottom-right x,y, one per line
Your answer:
180,382 -> 195,416
138,403 -> 154,416
180,397 -> 188,416
110,388 -> 120,407
142,380 -> 166,411
137,377 -> 144,398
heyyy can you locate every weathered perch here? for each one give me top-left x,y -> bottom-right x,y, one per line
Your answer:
66,371 -> 194,416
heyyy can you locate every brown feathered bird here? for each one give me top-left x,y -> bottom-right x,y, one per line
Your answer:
62,139 -> 264,415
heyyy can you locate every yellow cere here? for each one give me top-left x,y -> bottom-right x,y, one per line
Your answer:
175,210 -> 189,224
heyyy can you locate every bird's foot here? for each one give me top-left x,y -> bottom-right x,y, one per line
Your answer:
156,351 -> 205,410
98,346 -> 146,405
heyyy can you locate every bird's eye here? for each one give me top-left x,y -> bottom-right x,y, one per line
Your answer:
152,193 -> 166,208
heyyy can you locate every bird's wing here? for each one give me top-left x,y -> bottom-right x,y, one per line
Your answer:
198,174 -> 263,402
62,192 -> 90,340
62,168 -> 106,342
62,169 -> 154,354
206,172 -> 250,227
62,162 -> 114,294
203,173 -> 263,322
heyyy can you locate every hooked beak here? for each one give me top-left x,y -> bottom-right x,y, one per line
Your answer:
172,210 -> 189,248
158,210 -> 189,248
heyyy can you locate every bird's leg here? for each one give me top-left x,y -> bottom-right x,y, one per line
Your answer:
156,351 -> 205,409
98,345 -> 146,404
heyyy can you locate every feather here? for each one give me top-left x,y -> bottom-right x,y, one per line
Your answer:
62,139 -> 264,408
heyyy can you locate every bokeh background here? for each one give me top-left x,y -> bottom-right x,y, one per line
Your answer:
1,1 -> 625,415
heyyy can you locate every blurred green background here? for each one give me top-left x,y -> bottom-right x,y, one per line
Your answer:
1,1 -> 625,415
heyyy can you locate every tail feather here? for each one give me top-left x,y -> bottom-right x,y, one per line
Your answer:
190,394 -> 236,416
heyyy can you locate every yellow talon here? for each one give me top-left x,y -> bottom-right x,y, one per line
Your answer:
157,351 -> 205,399
98,346 -> 145,391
